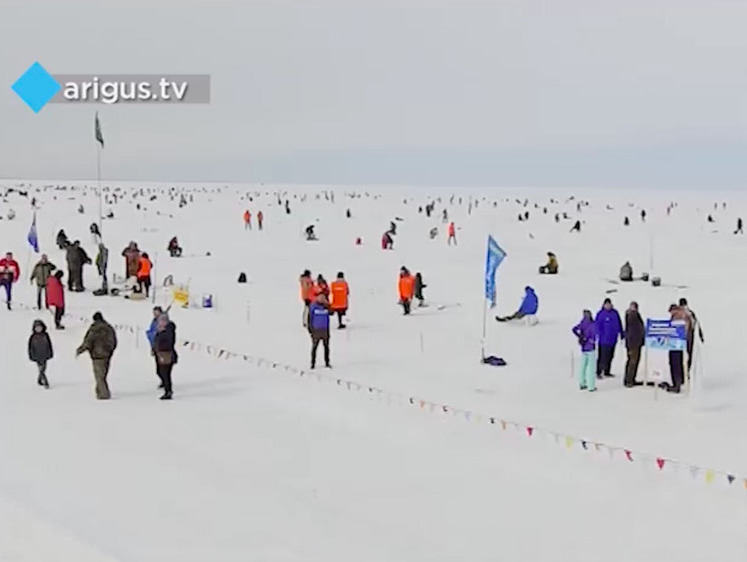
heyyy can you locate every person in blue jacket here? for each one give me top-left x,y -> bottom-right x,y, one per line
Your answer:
307,292 -> 332,369
595,297 -> 623,378
496,286 -> 538,322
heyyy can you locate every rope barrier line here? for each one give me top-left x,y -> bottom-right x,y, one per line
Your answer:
15,301 -> 747,494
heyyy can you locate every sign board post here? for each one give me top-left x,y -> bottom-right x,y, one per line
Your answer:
644,319 -> 688,399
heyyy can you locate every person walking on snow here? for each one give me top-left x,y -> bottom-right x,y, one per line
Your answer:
330,272 -> 349,329
414,272 -> 427,307
307,292 -> 332,369
257,210 -> 264,230
495,286 -> 538,322
28,319 -> 53,389
243,210 -> 251,230
46,271 -> 66,329
153,312 -> 177,400
572,310 -> 597,392
0,252 -> 20,310
398,267 -> 416,315
447,222 -> 457,245
624,301 -> 645,387
76,312 -> 118,400
595,298 -> 623,379
30,254 -> 56,310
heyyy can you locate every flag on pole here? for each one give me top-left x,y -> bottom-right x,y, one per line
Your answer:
27,211 -> 39,253
484,235 -> 506,308
95,112 -> 104,148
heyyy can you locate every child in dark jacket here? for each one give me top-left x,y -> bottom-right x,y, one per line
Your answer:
28,319 -> 53,388
414,273 -> 427,307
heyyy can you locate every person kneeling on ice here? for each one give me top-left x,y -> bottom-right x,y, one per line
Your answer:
381,231 -> 394,250
168,236 -> 183,257
305,225 -> 318,241
28,319 -> 53,389
619,261 -> 633,282
307,293 -> 332,369
539,252 -> 558,274
495,286 -> 538,322
572,310 -> 597,392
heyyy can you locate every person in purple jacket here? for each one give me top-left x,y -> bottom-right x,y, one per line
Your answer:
572,309 -> 598,392
595,297 -> 623,378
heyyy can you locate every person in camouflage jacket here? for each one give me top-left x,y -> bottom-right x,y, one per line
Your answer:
76,312 -> 118,399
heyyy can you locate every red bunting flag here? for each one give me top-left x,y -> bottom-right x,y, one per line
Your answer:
656,458 -> 665,470
625,450 -> 634,462
526,427 -> 534,437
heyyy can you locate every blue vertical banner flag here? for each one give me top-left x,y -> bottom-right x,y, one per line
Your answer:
484,235 -> 506,308
27,211 -> 39,253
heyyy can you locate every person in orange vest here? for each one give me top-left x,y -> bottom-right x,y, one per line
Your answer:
257,210 -> 264,231
300,269 -> 314,327
136,252 -> 153,297
447,221 -> 457,245
243,210 -> 251,230
330,271 -> 349,329
398,266 -> 415,315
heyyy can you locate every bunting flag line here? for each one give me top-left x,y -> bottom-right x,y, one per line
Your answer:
10,301 -> 747,496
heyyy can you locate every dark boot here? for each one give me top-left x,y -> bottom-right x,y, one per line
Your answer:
160,392 -> 173,400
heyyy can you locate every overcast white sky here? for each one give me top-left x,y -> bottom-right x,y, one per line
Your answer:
1,0 -> 745,187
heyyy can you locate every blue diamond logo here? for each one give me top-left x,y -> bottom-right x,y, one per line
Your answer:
12,62 -> 61,113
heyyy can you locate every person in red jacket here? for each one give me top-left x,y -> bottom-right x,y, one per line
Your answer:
0,252 -> 20,310
447,222 -> 457,245
46,270 -> 66,329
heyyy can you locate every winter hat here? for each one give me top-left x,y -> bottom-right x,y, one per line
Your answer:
678,298 -> 688,306
32,319 -> 46,331
54,270 -> 63,279
603,298 -> 612,306
93,312 -> 103,321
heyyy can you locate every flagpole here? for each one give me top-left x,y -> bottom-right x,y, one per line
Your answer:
97,142 -> 103,236
481,299 -> 487,360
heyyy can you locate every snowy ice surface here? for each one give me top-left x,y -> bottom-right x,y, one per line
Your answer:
0,180 -> 746,561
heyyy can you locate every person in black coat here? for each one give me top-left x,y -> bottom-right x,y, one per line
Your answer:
414,272 -> 427,307
624,302 -> 645,387
28,319 -> 53,388
153,313 -> 178,400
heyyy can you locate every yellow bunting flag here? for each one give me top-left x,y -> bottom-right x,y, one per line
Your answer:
705,470 -> 715,484
565,436 -> 574,449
